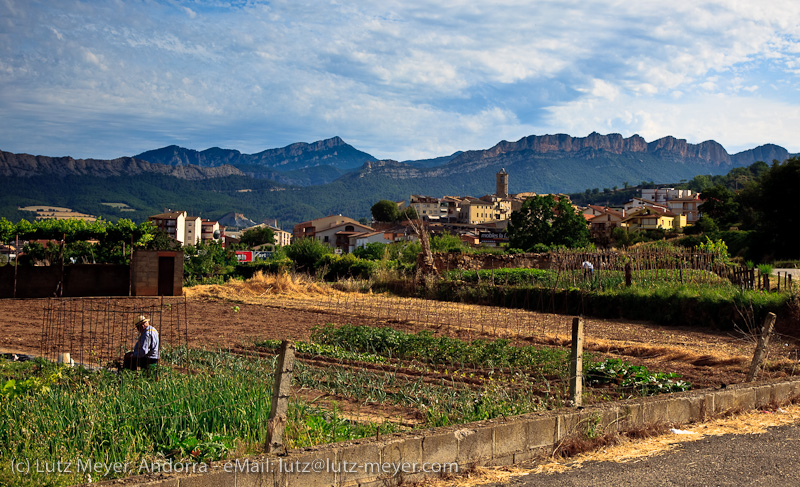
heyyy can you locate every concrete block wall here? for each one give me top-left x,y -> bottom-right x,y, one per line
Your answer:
131,250 -> 183,296
111,377 -> 800,487
132,250 -> 160,296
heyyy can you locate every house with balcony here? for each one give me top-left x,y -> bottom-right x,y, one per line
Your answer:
148,211 -> 187,244
638,188 -> 703,224
621,206 -> 686,231
293,215 -> 374,253
201,220 -> 221,242
293,215 -> 359,240
458,198 -> 504,225
272,227 -> 292,247
584,206 -> 625,234
409,195 -> 448,221
641,188 -> 695,206
623,197 -> 667,214
666,196 -> 703,224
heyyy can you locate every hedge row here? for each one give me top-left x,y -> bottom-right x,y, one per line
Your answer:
426,281 -> 791,331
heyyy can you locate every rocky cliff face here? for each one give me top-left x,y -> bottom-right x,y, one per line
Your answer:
0,151 -> 244,179
342,132 -> 794,193
731,144 -> 792,166
359,160 -> 425,178
461,132 -> 732,165
135,136 -> 376,172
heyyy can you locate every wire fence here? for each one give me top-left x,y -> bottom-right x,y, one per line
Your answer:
550,248 -> 733,285
243,290 -> 579,345
39,296 -> 189,367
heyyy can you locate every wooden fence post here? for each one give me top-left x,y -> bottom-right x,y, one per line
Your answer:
13,234 -> 18,299
266,340 -> 296,453
569,317 -> 584,407
746,312 -> 777,382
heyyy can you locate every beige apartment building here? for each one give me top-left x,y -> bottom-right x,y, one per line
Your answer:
148,211 -> 187,244
409,195 -> 447,221
184,215 -> 202,246
201,220 -> 221,241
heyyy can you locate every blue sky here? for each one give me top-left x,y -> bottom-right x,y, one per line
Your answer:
1,0 -> 799,161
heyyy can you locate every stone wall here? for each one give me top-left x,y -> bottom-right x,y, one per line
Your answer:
114,377 -> 800,487
430,252 -> 551,272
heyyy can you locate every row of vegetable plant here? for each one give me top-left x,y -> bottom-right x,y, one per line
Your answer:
0,348 -> 394,487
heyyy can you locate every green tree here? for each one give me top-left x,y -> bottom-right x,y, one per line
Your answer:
507,195 -> 590,250
352,242 -> 387,260
430,233 -> 464,252
240,226 -> 275,248
400,206 -> 418,221
737,156 -> 800,258
284,237 -> 332,272
371,200 -> 400,222
0,218 -> 14,243
145,229 -> 183,251
698,185 -> 739,228
184,241 -> 234,282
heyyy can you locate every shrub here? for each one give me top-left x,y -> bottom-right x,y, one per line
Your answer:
352,242 -> 387,261
284,238 -> 332,273
430,233 -> 465,252
320,254 -> 376,281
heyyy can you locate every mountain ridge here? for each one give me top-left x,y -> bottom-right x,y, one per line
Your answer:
0,132 -> 796,227
0,151 -> 244,180
134,136 -> 376,172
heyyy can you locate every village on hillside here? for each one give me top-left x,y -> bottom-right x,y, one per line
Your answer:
5,169 -> 702,263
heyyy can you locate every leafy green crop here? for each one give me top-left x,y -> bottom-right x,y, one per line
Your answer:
157,430 -> 234,463
310,323 -> 568,375
587,358 -> 691,395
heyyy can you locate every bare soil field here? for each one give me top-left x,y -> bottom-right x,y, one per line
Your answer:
1,289 -> 798,391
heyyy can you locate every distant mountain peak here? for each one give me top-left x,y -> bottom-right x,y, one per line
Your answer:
470,132 -> 730,165
0,150 -> 243,179
135,136 -> 375,175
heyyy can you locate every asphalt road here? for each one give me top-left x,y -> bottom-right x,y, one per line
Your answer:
485,422 -> 800,487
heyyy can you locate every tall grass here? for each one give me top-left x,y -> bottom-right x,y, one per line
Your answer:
0,347 -> 393,486
183,270 -> 334,302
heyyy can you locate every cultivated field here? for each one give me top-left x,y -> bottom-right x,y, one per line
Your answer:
2,272 -> 800,485
1,272 -> 798,392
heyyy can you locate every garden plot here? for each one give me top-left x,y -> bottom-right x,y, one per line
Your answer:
1,271 -> 799,486
0,324 -> 693,486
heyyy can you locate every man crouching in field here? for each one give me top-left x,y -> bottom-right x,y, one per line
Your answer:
123,315 -> 160,371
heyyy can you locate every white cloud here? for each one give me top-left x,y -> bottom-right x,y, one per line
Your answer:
544,92 -> 800,154
181,6 -> 197,19
0,0 -> 799,159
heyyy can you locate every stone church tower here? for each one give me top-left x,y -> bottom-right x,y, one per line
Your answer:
496,168 -> 509,198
